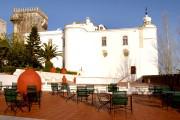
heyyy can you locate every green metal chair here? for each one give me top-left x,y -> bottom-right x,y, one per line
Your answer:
172,91 -> 180,109
27,85 -> 41,112
108,83 -> 118,93
51,83 -> 59,95
4,88 -> 17,114
86,84 -> 95,104
76,86 -> 89,103
0,81 -> 2,94
110,91 -> 128,112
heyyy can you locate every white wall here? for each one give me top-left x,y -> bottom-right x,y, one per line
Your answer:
64,20 -> 158,80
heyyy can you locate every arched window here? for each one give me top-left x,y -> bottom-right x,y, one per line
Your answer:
123,36 -> 128,45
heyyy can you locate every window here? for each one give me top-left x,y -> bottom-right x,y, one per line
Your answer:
123,36 -> 128,45
102,36 -> 107,46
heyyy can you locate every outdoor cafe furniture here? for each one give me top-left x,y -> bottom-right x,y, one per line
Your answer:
96,90 -> 111,111
4,88 -> 18,114
4,88 -> 27,114
60,83 -> 68,97
51,83 -> 61,95
96,89 -> 133,113
110,91 -> 129,112
76,85 -> 89,103
26,85 -> 41,112
12,82 -> 17,90
108,83 -> 118,93
86,84 -> 95,104
65,85 -> 76,102
161,90 -> 180,109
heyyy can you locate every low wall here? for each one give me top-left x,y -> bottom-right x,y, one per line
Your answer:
0,70 -> 151,94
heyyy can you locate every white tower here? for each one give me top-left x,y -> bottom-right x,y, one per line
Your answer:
137,9 -> 159,77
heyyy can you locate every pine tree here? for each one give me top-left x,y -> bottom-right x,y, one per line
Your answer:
26,26 -> 42,68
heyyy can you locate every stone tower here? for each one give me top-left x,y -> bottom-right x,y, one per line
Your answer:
10,7 -> 48,35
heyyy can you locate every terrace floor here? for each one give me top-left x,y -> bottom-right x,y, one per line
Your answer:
0,92 -> 180,120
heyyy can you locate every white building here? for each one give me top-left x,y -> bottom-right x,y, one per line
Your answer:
64,13 -> 158,80
30,12 -> 158,81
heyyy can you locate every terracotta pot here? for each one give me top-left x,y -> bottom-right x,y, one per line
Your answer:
50,67 -> 56,73
17,68 -> 42,94
61,67 -> 67,74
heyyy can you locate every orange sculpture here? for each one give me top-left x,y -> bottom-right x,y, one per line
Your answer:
17,68 -> 42,94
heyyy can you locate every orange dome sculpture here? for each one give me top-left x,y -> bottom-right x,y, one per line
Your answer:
17,68 -> 42,94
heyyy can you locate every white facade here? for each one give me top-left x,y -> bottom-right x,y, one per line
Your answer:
24,14 -> 158,81
64,15 -> 158,80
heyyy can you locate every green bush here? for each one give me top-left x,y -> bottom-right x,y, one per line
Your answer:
66,70 -> 78,75
56,67 -> 61,73
44,61 -> 53,72
1,66 -> 16,74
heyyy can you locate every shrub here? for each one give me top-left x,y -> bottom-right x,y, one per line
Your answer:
1,66 -> 16,74
44,61 -> 53,72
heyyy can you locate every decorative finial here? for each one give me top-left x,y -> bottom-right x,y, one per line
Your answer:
145,8 -> 148,15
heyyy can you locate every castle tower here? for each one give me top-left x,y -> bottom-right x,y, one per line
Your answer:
10,7 -> 48,35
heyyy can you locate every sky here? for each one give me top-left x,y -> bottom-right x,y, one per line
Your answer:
0,0 -> 180,37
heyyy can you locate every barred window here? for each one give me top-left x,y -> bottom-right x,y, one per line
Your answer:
123,36 -> 128,45
102,36 -> 107,46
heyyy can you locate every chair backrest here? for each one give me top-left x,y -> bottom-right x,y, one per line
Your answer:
86,84 -> 94,94
27,85 -> 40,103
77,85 -> 88,97
0,81 -> 2,90
112,91 -> 128,105
61,83 -> 68,89
51,83 -> 59,91
108,83 -> 118,93
12,82 -> 17,90
4,88 -> 17,103
27,85 -> 37,93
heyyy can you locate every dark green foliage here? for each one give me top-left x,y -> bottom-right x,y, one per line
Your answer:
44,61 -> 53,72
0,66 -> 16,74
66,70 -> 78,75
0,36 -> 10,68
7,40 -> 27,67
25,26 -> 42,68
56,67 -> 61,73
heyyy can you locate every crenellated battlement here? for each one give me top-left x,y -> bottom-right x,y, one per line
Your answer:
13,7 -> 48,20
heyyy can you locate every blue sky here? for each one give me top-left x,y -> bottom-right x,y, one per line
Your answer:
0,0 -> 180,36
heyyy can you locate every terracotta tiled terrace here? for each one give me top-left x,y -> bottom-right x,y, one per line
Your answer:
0,92 -> 180,120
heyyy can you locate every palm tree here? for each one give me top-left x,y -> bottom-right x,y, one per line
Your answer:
40,39 -> 61,70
